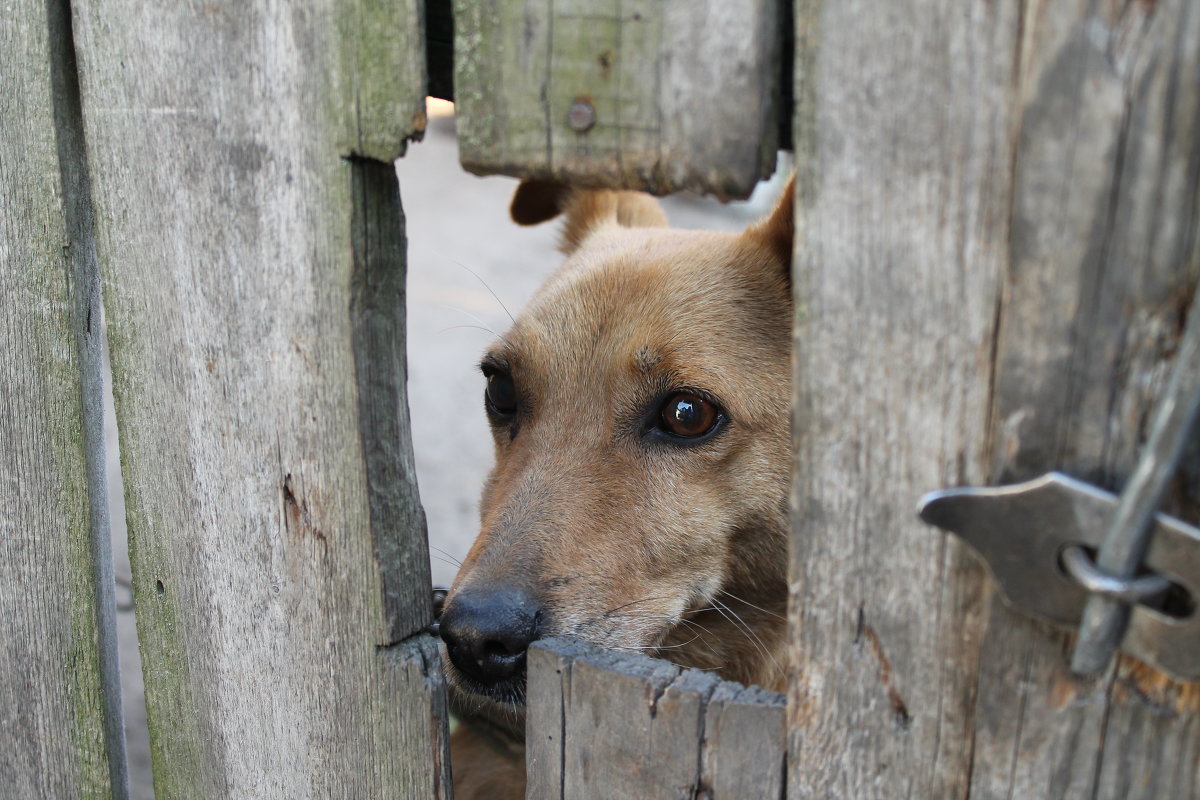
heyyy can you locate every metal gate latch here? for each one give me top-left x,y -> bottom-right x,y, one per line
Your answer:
919,473 -> 1199,681
921,288 -> 1200,682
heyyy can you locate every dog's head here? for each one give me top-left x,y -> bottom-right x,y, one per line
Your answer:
440,179 -> 793,710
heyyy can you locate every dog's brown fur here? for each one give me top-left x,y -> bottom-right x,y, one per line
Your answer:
444,178 -> 794,799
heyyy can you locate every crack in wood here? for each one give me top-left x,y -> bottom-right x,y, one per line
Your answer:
858,619 -> 912,731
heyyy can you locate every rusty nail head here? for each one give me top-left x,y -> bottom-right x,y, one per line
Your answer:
568,100 -> 595,132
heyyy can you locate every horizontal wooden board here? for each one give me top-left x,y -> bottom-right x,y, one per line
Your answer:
453,0 -> 782,199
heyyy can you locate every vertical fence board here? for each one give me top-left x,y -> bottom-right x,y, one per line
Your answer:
790,0 -> 1200,798
0,0 -> 118,796
527,638 -> 784,799
972,1 -> 1200,796
70,0 -> 447,797
789,0 -> 1013,794
562,650 -> 679,797
651,670 -> 721,796
701,684 -> 785,800
453,0 -> 780,199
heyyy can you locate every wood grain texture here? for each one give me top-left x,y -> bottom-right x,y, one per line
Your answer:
701,683 -> 785,800
972,1 -> 1200,796
525,637 -> 588,799
790,0 -> 1200,798
0,0 -> 121,796
69,1 -> 446,796
453,0 -> 781,199
527,638 -> 785,799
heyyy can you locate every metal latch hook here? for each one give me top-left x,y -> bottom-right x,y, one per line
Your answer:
920,288 -> 1200,681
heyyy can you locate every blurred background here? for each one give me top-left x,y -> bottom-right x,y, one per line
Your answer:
107,98 -> 789,797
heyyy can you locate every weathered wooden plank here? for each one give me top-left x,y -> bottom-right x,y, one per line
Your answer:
701,683 -> 785,800
0,0 -> 125,797
971,0 -> 1200,796
788,0 -> 1013,795
563,647 -> 680,797
453,0 -> 781,199
526,637 -> 588,800
651,669 -> 721,798
790,0 -> 1200,798
527,637 -> 784,799
69,0 -> 446,796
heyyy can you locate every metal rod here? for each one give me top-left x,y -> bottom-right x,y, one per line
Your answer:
1071,291 -> 1200,677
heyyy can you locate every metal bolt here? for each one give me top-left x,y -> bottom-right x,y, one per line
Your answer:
567,99 -> 596,132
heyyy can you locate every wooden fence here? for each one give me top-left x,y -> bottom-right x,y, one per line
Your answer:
3,0 -> 1198,798
525,638 -> 785,800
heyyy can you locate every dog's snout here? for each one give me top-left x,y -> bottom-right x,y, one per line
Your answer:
440,586 -> 542,686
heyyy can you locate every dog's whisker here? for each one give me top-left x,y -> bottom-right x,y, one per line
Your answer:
666,620 -> 724,659
719,589 -> 786,621
647,634 -> 705,650
592,600 -> 737,660
602,610 -> 720,643
453,261 -> 517,325
593,611 -> 726,665
437,304 -> 504,337
682,605 -> 722,616
429,545 -> 463,567
608,634 -> 701,653
711,597 -> 781,672
602,596 -> 670,617
437,323 -> 505,339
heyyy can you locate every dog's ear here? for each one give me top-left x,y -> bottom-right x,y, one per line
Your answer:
744,175 -> 795,274
510,180 -> 572,227
510,179 -> 668,254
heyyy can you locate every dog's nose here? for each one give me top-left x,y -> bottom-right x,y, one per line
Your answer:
439,585 -> 542,686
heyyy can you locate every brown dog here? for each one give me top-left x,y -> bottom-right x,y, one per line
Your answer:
440,177 -> 794,799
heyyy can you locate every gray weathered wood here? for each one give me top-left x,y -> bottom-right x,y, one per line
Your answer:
0,0 -> 124,796
790,0 -> 1200,797
69,0 -> 447,796
651,670 -> 722,797
702,684 -> 785,800
453,0 -> 781,199
563,647 -> 679,797
527,638 -> 784,799
526,638 -> 589,799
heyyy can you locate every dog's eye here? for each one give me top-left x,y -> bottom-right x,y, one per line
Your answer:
485,372 -> 518,416
659,393 -> 719,438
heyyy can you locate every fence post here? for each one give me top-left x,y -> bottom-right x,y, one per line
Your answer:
68,0 -> 449,796
1,0 -> 125,796
790,0 -> 1200,797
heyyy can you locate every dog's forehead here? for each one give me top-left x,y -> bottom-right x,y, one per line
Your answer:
495,226 -> 789,403
520,230 -> 743,341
